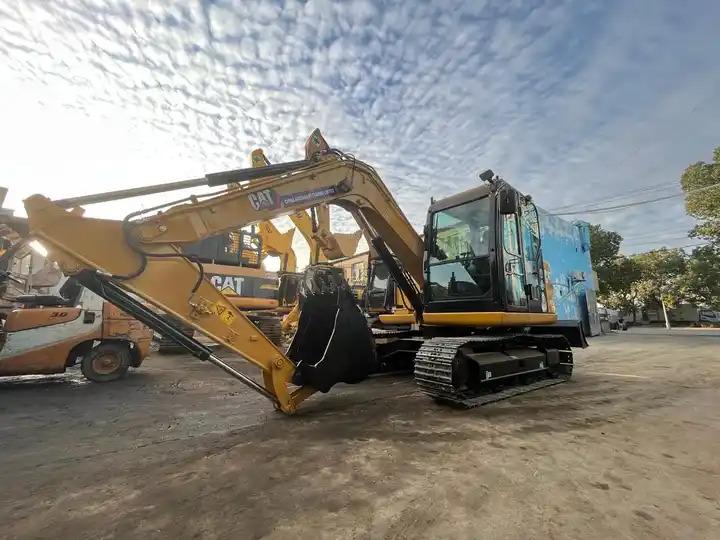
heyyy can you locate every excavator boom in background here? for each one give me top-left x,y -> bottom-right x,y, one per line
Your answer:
251,149 -> 363,263
256,220 -> 297,273
24,130 -> 584,413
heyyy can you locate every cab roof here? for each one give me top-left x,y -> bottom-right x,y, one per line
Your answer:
428,183 -> 495,214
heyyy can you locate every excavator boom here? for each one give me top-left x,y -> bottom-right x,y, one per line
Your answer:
24,130 -> 424,413
252,149 -> 363,263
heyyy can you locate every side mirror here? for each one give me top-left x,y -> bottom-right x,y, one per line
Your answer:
498,188 -> 519,214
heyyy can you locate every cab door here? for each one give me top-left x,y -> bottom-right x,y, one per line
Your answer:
501,212 -> 528,309
519,202 -> 546,313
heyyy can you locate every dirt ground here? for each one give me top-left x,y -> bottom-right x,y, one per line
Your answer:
1,327 -> 719,539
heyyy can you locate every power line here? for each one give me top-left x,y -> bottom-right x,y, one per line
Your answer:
622,228 -> 698,242
623,239 -> 710,250
548,181 -> 677,212
551,182 -> 720,216
623,235 -> 695,247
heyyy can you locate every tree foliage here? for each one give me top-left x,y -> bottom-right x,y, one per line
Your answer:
680,244 -> 720,307
595,243 -> 720,312
681,146 -> 720,242
590,225 -> 720,314
629,248 -> 686,309
589,144 -> 720,315
588,224 -> 622,268
588,224 -> 622,297
601,256 -> 642,314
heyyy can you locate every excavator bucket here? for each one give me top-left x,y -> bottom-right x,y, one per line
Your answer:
287,265 -> 377,392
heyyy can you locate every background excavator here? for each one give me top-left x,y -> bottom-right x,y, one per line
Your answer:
179,150 -> 362,340
24,129 -> 585,414
159,220 -> 294,349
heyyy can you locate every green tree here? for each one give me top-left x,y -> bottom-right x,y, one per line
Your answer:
681,146 -> 720,242
602,256 -> 642,320
631,248 -> 687,328
588,224 -> 622,296
681,244 -> 720,307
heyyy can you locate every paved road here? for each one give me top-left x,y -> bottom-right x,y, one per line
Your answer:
1,329 -> 719,539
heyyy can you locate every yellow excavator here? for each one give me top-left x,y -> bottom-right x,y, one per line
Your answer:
289,204 -> 362,262
168,221 -> 295,348
24,130 -> 585,414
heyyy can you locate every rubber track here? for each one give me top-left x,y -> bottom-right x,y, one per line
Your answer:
414,336 -> 571,408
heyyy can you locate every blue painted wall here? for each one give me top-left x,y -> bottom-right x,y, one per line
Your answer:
538,210 -> 596,326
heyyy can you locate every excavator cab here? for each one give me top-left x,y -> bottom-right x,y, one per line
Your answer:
424,182 -> 547,316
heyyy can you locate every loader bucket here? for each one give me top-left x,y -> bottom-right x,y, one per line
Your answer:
287,265 -> 377,392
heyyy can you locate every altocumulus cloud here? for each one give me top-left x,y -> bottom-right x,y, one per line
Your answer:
1,0 -> 719,264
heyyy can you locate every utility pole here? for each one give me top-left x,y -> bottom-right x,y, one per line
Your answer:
661,298 -> 671,330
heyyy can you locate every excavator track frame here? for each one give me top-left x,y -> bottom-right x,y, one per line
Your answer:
413,334 -> 573,407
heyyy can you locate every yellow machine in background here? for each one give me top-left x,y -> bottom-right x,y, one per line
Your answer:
289,204 -> 363,262
256,221 -> 297,273
168,157 -> 301,346
24,129 -> 585,414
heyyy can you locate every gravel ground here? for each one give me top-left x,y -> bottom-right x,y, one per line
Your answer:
1,327 -> 719,539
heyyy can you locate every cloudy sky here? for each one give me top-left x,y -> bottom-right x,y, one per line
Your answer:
1,0 -> 718,267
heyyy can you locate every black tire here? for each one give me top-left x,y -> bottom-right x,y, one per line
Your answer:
81,342 -> 131,382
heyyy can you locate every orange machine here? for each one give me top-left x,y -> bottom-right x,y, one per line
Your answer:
0,277 -> 153,381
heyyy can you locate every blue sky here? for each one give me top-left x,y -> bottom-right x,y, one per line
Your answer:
1,0 -> 718,267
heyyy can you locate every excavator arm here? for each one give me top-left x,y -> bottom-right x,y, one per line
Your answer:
24,130 -> 424,413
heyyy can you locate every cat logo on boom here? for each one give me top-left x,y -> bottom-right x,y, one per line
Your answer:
248,189 -> 278,211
